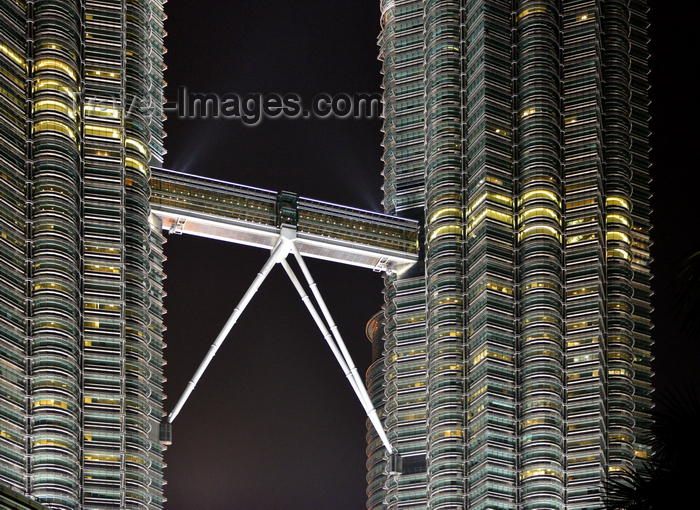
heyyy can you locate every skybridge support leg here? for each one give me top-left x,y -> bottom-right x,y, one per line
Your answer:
279,260 -> 362,398
167,236 -> 292,424
287,245 -> 395,456
165,225 -> 395,461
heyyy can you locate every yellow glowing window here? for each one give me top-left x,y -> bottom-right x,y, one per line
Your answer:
84,104 -> 120,119
565,116 -> 578,124
569,455 -> 599,464
472,348 -> 512,366
489,192 -> 514,207
567,286 -> 595,297
37,42 -> 63,51
521,108 -> 538,118
466,191 -> 513,217
517,6 -> 547,20
566,215 -> 597,227
126,138 -> 149,158
524,333 -> 557,343
485,281 -> 513,294
0,42 -> 25,68
566,197 -> 597,209
521,468 -> 562,480
609,336 -> 632,345
610,433 -> 632,442
520,207 -> 560,224
635,449 -> 649,459
468,385 -> 487,402
609,368 -> 632,377
85,263 -> 120,274
33,439 -> 69,448
85,124 -> 120,139
606,196 -> 631,210
34,79 -> 77,96
465,208 -> 513,234
609,351 -> 634,361
521,418 -> 546,428
429,207 -> 461,223
84,300 -> 120,310
568,369 -> 600,380
607,231 -> 631,244
34,99 -> 76,119
86,68 -> 120,79
428,224 -> 462,241
567,319 -> 599,331
84,453 -> 119,462
126,327 -> 144,338
440,430 -> 462,437
519,224 -> 561,242
34,282 -> 70,292
125,157 -> 148,175
571,353 -> 597,363
33,399 -> 68,409
607,248 -> 631,261
1,65 -> 25,90
33,120 -> 76,141
522,315 -> 557,326
34,59 -> 78,81
567,232 -> 597,244
0,429 -> 21,442
520,189 -> 561,206
606,214 -> 630,227
566,337 -> 599,348
466,192 -> 488,216
523,281 -> 556,291
578,13 -> 592,21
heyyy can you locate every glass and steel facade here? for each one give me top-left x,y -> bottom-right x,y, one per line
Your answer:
0,484 -> 51,510
370,1 -> 652,509
1,1 -> 167,509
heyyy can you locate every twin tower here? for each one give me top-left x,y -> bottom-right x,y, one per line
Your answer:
0,1 -> 652,510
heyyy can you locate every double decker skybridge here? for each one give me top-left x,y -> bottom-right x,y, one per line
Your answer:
148,168 -> 419,470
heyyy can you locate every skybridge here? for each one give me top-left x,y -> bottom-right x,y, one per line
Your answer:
148,167 -> 419,273
147,167 -> 418,469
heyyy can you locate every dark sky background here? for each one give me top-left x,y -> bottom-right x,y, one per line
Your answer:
159,2 -> 700,509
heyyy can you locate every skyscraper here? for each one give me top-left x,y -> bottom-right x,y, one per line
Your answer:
367,1 -> 652,509
1,1 -> 654,510
0,1 -> 167,509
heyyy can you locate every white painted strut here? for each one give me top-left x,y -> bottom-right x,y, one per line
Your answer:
167,226 -> 394,457
289,244 -> 394,455
167,234 -> 292,423
280,259 -> 363,400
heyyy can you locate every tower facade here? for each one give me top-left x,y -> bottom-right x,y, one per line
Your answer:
368,1 -> 652,509
0,1 -> 167,509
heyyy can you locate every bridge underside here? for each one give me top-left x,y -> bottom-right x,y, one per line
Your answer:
148,168 -> 419,273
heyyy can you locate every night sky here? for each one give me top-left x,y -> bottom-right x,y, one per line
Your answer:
159,1 -> 700,509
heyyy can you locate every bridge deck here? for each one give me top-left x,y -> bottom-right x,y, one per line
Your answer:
148,168 -> 419,272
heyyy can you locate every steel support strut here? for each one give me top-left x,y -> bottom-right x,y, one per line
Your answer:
288,243 -> 395,455
280,259 -> 363,398
166,226 -> 395,457
167,234 -> 292,423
